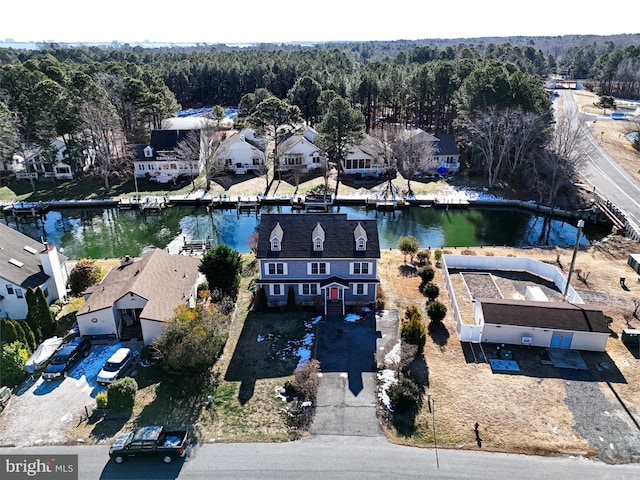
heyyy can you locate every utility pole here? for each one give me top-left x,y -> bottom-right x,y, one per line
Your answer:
563,219 -> 585,301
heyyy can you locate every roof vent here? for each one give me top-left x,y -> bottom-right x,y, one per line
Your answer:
23,245 -> 38,254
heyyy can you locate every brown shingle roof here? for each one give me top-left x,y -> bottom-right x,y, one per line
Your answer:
78,249 -> 201,322
477,298 -> 610,333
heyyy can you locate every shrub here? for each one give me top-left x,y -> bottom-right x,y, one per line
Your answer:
49,300 -> 64,319
401,313 -> 426,351
416,250 -> 431,265
461,249 -> 476,256
0,341 -> 30,387
404,305 -> 421,322
434,249 -> 443,263
283,359 -> 321,430
107,377 -> 138,409
287,286 -> 297,311
421,282 -> 440,302
96,391 -> 108,409
68,259 -> 102,296
427,300 -> 447,323
150,304 -> 230,374
388,378 -> 421,413
376,285 -> 386,310
398,236 -> 419,264
417,265 -> 435,283
256,286 -> 269,312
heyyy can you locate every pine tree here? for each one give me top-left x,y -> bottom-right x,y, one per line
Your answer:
25,287 -> 55,343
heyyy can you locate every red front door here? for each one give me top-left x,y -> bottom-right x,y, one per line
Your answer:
330,287 -> 339,299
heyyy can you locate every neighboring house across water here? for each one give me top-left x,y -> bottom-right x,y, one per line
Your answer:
215,128 -> 267,174
392,129 -> 460,176
255,213 -> 380,315
0,223 -> 68,320
76,249 -> 204,345
11,138 -> 80,181
340,134 -> 391,178
134,129 -> 203,184
276,128 -> 325,173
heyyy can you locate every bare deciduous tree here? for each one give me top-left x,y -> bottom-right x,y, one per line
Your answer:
79,96 -> 125,190
174,127 -> 226,190
391,128 -> 435,195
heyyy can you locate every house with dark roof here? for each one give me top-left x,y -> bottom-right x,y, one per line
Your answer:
75,249 -> 204,345
134,129 -> 202,183
475,298 -> 610,352
255,214 -> 380,315
276,128 -> 325,173
392,129 -> 460,176
0,223 -> 68,320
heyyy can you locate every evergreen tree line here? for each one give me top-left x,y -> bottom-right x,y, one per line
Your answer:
1,39 -> 635,198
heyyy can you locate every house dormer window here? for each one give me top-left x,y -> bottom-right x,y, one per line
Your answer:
354,222 -> 368,251
270,222 -> 283,252
143,145 -> 154,158
312,223 -> 325,251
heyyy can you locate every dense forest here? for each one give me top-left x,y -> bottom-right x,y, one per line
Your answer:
0,34 -> 639,202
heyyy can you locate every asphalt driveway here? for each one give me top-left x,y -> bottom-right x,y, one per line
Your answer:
310,310 -> 399,437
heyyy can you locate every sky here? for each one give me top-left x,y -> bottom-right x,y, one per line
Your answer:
3,1 -> 639,45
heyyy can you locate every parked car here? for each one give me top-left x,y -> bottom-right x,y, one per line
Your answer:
97,347 -> 134,386
0,386 -> 11,414
109,425 -> 188,464
42,337 -> 92,381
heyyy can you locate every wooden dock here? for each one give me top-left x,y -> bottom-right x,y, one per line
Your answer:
303,194 -> 333,211
179,237 -> 213,255
140,197 -> 168,213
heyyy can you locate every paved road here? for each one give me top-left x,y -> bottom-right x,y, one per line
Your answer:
558,90 -> 640,233
2,437 -> 638,480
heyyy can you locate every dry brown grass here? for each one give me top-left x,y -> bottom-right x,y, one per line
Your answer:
378,238 -> 640,457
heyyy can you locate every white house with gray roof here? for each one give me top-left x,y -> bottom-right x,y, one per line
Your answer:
75,249 -> 204,345
255,213 -> 380,315
0,223 -> 68,320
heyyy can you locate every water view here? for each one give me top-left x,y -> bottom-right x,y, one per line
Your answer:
3,205 -> 610,260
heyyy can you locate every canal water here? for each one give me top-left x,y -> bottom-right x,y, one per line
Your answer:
3,205 -> 610,260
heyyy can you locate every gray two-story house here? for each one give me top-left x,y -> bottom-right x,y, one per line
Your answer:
255,214 -> 380,315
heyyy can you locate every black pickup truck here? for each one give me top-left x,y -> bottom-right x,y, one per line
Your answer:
109,425 -> 188,464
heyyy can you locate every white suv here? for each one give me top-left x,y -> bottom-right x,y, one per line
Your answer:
97,348 -> 134,386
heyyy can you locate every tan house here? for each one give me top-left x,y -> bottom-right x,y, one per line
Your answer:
76,249 -> 204,345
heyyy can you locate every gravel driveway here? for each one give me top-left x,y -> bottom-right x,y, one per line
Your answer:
0,342 -> 125,447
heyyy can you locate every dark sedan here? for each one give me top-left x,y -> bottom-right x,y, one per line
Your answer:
42,337 -> 92,381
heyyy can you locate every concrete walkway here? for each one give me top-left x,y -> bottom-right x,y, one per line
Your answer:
310,310 -> 399,437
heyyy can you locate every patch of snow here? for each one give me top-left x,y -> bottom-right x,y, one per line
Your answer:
257,335 -> 265,342
377,369 -> 398,411
345,313 -> 361,322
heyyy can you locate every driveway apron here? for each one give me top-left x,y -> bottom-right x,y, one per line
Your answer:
311,310 -> 399,437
